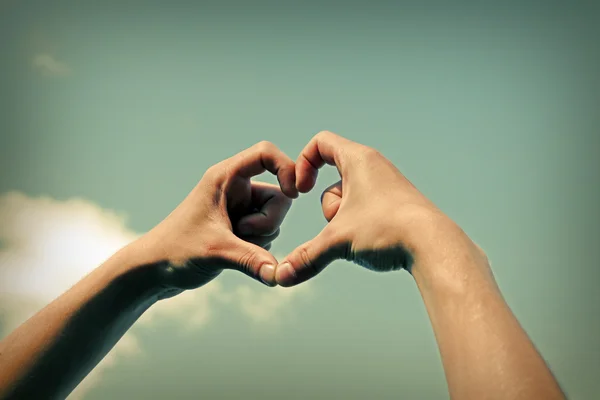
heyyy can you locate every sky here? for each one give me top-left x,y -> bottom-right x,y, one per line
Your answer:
1,1 -> 599,399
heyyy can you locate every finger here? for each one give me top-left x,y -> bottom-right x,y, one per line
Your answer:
236,182 -> 292,236
320,180 -> 342,222
239,228 -> 280,248
220,233 -> 280,286
275,227 -> 347,287
226,141 -> 298,198
296,131 -> 361,193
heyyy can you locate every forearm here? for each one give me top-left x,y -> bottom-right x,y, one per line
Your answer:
0,240 -> 164,399
412,233 -> 565,400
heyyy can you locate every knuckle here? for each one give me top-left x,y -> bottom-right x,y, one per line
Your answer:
315,130 -> 334,142
202,163 -> 227,183
361,146 -> 381,160
238,248 -> 258,275
202,164 -> 218,180
298,245 -> 319,274
256,140 -> 275,153
317,130 -> 334,137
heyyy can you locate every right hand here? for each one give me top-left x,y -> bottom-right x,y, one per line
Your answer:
275,131 -> 486,286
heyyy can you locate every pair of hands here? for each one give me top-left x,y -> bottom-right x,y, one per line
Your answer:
0,130 -> 566,400
140,131 -> 475,297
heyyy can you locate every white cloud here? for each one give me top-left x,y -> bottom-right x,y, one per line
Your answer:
0,191 -> 311,399
32,53 -> 71,77
0,192 -> 137,302
233,284 -> 308,324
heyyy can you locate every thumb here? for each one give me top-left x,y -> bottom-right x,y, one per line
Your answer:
276,227 -> 348,287
220,233 -> 280,287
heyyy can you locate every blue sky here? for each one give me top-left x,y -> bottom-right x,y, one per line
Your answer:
1,1 -> 599,398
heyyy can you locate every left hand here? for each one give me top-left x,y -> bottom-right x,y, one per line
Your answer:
137,141 -> 298,298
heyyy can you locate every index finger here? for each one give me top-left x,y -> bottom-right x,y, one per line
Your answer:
296,131 -> 361,193
227,141 -> 298,198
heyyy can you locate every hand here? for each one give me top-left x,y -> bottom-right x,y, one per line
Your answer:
139,141 -> 298,297
275,131 -> 483,286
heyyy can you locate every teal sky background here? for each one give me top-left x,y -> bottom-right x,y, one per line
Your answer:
1,1 -> 599,399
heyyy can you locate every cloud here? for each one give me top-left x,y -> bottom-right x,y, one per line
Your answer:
32,53 -> 71,77
0,191 -> 311,399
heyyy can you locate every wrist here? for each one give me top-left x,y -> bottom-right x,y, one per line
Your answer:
407,215 -> 494,296
103,237 -> 172,303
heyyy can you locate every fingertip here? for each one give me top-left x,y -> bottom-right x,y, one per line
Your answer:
284,185 -> 300,199
259,263 -> 278,287
275,261 -> 298,287
297,178 -> 316,194
279,164 -> 299,199
295,158 -> 318,193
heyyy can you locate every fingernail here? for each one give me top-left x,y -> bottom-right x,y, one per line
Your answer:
259,263 -> 276,287
275,261 -> 297,286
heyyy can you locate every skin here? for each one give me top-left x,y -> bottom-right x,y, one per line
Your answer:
0,132 -> 566,399
275,131 -> 566,400
0,141 -> 298,399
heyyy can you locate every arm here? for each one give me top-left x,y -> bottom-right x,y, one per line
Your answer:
412,222 -> 566,399
275,130 -> 565,400
0,242 -> 163,399
0,141 -> 298,399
